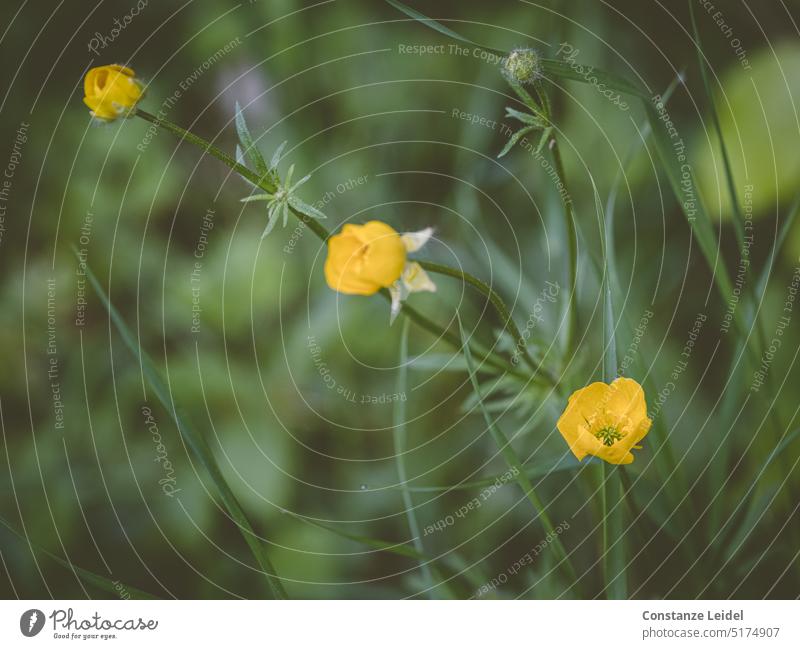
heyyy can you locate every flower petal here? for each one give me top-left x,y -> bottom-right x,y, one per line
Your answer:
401,262 -> 436,293
401,227 -> 434,253
606,377 -> 648,422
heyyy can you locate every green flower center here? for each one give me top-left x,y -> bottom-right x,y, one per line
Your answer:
594,425 -> 624,446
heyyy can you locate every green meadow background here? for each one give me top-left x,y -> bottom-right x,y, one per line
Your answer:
1,0 -> 798,599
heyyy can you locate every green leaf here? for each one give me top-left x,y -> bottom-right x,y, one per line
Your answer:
0,515 -> 157,599
497,125 -> 536,158
457,314 -> 580,592
540,59 -> 647,99
505,106 -> 546,127
394,319 -> 437,595
80,257 -> 288,599
287,194 -> 327,221
720,425 -> 800,564
270,140 -> 288,171
234,101 -> 268,177
240,193 -> 274,203
384,1 -> 647,99
280,509 -> 425,560
688,0 -> 745,246
385,0 -> 505,56
262,203 -> 282,239
400,453 -> 585,493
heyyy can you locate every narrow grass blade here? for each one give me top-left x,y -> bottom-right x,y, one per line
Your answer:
594,178 -> 628,599
234,101 -> 268,177
394,319 -> 437,595
0,515 -> 157,599
457,314 -> 580,593
385,0 -> 505,55
81,258 -> 287,599
540,59 -> 648,99
399,453 -> 584,493
281,509 -> 425,560
719,425 -> 800,563
688,0 -> 745,245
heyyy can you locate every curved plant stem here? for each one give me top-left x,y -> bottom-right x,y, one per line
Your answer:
458,315 -> 580,595
132,109 -> 531,382
549,139 -> 580,358
394,319 -> 437,597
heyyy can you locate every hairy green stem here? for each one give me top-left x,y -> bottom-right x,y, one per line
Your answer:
133,109 -> 534,382
549,140 -> 580,358
420,261 -> 557,385
458,316 -> 579,594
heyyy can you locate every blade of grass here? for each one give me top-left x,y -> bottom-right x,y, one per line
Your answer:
81,257 -> 287,599
280,509 -> 425,560
281,509 -> 487,596
719,425 -> 800,563
595,178 -> 628,599
234,101 -> 269,177
383,0 -> 766,374
0,515 -> 157,599
399,454 -> 585,493
394,318 -> 437,596
420,260 -> 556,383
457,314 -> 580,594
689,0 -> 785,464
133,110 -> 528,383
385,0 -> 505,55
385,1 -> 648,100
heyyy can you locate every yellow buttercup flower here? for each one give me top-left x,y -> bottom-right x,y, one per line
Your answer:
325,220 -> 437,320
556,377 -> 652,465
83,65 -> 144,122
325,221 -> 406,295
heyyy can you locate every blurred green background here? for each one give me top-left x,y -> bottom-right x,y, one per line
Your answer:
1,0 -> 798,599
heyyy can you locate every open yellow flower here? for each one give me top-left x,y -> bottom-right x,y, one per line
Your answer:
556,377 -> 652,465
324,220 -> 436,320
83,65 -> 144,122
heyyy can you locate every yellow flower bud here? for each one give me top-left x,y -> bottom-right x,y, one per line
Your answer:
83,65 -> 144,122
556,377 -> 652,465
324,221 -> 407,296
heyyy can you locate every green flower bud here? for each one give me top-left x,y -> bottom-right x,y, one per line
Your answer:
502,48 -> 542,85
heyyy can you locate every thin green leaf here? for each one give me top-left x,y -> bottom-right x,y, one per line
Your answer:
0,515 -> 157,599
688,0 -> 746,247
234,101 -> 268,176
540,59 -> 647,99
288,194 -> 327,221
497,125 -> 536,158
270,140 -> 288,170
755,191 -> 800,298
401,454 -> 585,493
505,106 -> 546,126
81,258 -> 287,599
394,319 -> 437,595
281,509 -> 425,560
592,175 -> 627,599
262,206 -> 281,239
240,193 -> 273,203
457,314 -> 580,592
409,353 -> 469,372
388,3 -> 651,102
720,425 -> 800,563
385,0 -> 505,55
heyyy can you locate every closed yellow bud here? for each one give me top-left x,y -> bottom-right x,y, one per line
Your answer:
324,221 -> 407,296
83,65 -> 144,122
